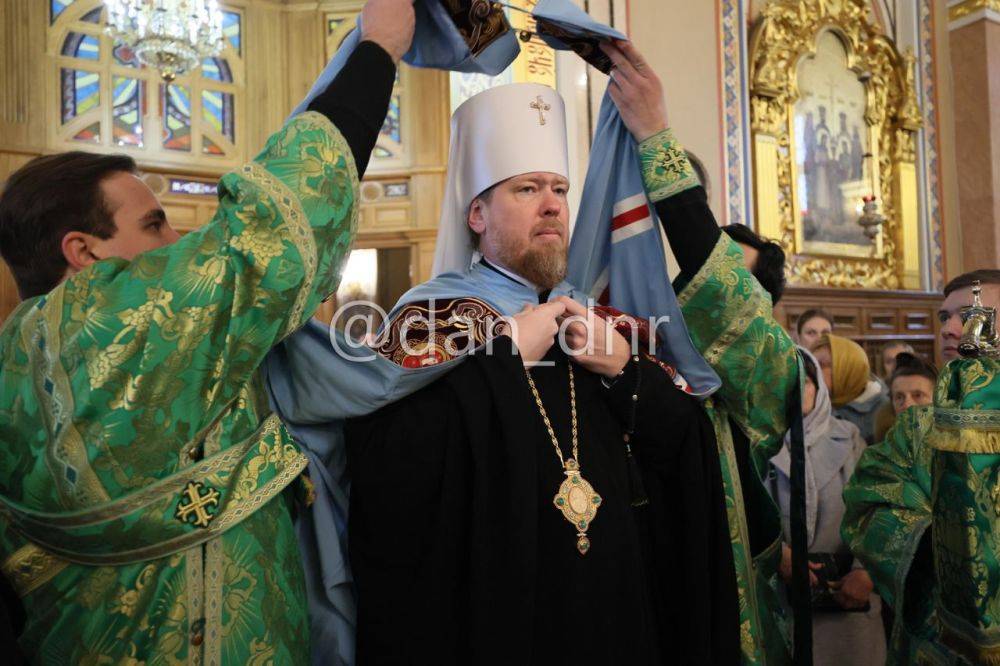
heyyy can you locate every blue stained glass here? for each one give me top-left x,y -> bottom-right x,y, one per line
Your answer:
51,2 -> 101,26
201,57 -> 233,83
161,84 -> 192,151
50,0 -> 73,24
201,89 -> 234,143
222,11 -> 241,55
62,32 -> 99,60
61,68 -> 99,124
380,94 -> 401,144
113,76 -> 145,147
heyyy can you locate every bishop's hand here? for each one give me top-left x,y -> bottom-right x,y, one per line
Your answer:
556,297 -> 631,378
601,40 -> 669,143
500,301 -> 567,367
360,0 -> 416,63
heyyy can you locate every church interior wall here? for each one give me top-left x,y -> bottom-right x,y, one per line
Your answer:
0,0 -> 975,353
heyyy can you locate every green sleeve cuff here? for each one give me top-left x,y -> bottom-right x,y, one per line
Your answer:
638,128 -> 700,202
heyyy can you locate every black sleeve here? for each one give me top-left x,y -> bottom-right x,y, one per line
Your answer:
653,186 -> 721,277
601,355 -> 698,443
307,40 -> 396,177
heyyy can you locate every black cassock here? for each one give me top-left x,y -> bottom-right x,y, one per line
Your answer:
346,335 -> 740,665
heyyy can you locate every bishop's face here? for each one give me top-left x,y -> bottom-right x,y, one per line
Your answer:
468,171 -> 570,289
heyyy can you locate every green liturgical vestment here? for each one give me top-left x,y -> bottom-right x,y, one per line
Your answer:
843,357 -> 1000,664
636,129 -> 799,664
676,236 -> 799,664
0,111 -> 358,663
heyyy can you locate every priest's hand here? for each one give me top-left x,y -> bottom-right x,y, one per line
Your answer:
555,297 -> 630,378
500,301 -> 567,366
830,568 -> 874,610
779,543 -> 822,586
601,40 -> 668,143
360,0 -> 416,63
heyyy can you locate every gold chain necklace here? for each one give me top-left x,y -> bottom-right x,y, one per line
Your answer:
525,364 -> 602,555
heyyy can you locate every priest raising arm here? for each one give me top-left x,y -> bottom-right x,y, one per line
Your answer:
0,0 -> 413,662
604,39 -> 801,664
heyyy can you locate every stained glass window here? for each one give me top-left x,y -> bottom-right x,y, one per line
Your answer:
161,84 -> 192,152
202,89 -> 235,146
73,121 -> 101,143
61,68 -> 100,124
223,11 -> 241,55
201,57 -> 233,83
80,6 -> 102,23
381,94 -> 401,144
51,0 -> 73,23
112,41 -> 140,68
52,1 -> 243,161
62,32 -> 99,60
328,11 -> 406,165
113,76 -> 145,147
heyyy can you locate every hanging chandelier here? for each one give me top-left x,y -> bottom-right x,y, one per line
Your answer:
104,0 -> 225,83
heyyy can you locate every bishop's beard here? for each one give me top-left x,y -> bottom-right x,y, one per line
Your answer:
494,224 -> 568,290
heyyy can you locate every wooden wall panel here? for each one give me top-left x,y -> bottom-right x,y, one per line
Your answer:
0,0 -> 452,326
774,286 -> 945,372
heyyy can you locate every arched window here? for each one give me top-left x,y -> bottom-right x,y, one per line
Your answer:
50,0 -> 244,164
327,13 -> 406,167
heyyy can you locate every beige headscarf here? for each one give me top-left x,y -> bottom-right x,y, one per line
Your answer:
817,333 -> 870,407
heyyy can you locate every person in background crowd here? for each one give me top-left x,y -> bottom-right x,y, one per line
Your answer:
813,334 -> 889,444
768,349 -> 885,666
797,308 -> 834,350
938,269 -> 1000,361
879,340 -> 915,379
873,352 -> 938,444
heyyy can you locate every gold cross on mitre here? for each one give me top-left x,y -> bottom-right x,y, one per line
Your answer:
175,481 -> 221,528
530,95 -> 551,126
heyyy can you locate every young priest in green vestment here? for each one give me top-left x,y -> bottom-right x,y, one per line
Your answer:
843,271 -> 1000,665
0,0 -> 414,661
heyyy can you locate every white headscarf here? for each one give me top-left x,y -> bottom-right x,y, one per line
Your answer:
771,347 -> 860,545
432,83 -> 570,276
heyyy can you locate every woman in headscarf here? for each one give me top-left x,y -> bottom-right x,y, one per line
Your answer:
812,333 -> 889,444
873,352 -> 938,444
768,347 -> 886,666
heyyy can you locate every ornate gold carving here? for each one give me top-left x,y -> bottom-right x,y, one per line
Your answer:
949,0 -> 1000,24
748,0 -> 922,289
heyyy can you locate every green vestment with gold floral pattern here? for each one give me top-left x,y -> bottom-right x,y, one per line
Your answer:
639,129 -> 799,665
843,358 -> 1000,665
0,111 -> 358,664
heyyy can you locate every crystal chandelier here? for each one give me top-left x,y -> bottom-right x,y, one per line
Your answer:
105,1 -> 225,83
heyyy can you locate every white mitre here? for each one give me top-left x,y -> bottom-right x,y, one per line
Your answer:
431,82 -> 569,277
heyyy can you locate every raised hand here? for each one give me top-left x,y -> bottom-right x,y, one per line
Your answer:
360,0 -> 416,63
600,40 -> 669,142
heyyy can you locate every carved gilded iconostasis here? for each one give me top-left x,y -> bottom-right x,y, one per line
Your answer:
750,0 -> 922,290
745,0 -> 950,365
